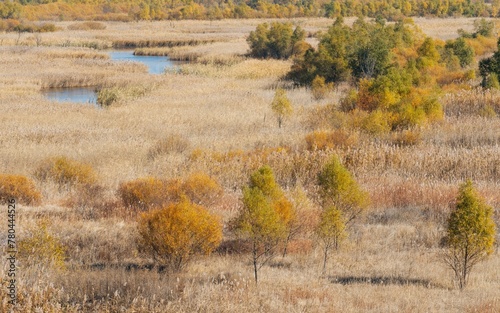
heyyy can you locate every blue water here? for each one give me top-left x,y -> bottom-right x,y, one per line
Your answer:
43,51 -> 181,104
109,50 -> 180,74
42,87 -> 97,105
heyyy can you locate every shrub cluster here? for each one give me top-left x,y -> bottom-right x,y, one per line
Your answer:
35,156 -> 98,187
0,174 -> 41,205
118,172 -> 222,210
247,22 -> 307,60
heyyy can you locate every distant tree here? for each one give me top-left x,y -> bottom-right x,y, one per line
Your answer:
444,38 -> 474,68
271,88 -> 293,128
247,22 -> 306,59
442,180 -> 496,289
473,18 -> 495,37
479,39 -> 500,87
233,165 -> 293,283
317,155 -> 369,225
416,37 -> 440,69
138,198 -> 222,272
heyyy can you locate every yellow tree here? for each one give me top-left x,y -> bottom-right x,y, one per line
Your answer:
317,206 -> 346,274
443,180 -> 496,289
234,165 -> 293,282
316,155 -> 369,273
137,198 -> 222,272
318,156 -> 369,225
271,88 -> 293,128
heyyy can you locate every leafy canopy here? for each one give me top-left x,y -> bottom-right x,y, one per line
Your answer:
138,198 -> 222,271
443,180 -> 496,289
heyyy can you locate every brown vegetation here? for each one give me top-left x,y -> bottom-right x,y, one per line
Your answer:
0,18 -> 498,312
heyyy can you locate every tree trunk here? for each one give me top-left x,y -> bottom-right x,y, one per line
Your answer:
253,241 -> 258,283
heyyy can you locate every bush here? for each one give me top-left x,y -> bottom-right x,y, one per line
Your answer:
305,130 -> 358,151
118,177 -> 178,210
118,173 -> 222,210
0,174 -> 41,205
311,75 -> 333,100
182,172 -> 223,205
247,22 -> 306,59
35,156 -> 98,187
137,198 -> 222,271
18,219 -> 66,270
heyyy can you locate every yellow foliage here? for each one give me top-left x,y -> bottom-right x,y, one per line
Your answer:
137,198 -> 222,271
35,156 -> 97,187
118,177 -> 175,210
118,173 -> 222,210
304,130 -> 359,151
0,174 -> 41,205
18,220 -> 66,270
182,172 -> 223,205
311,75 -> 333,100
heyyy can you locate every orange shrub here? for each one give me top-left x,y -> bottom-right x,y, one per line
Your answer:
118,173 -> 222,210
35,156 -> 97,187
0,174 -> 41,205
118,177 -> 179,210
305,130 -> 358,151
182,172 -> 223,205
137,198 -> 222,271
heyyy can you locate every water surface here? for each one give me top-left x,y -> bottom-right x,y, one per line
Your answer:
42,87 -> 97,105
109,50 -> 181,74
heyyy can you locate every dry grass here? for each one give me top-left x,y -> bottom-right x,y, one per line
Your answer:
0,18 -> 499,312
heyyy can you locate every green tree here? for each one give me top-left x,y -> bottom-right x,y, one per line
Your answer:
473,18 -> 495,37
416,37 -> 440,69
234,165 -> 293,283
317,206 -> 346,274
442,180 -> 496,289
444,38 -> 474,68
247,22 -> 306,59
271,88 -> 293,128
317,155 -> 369,225
138,198 -> 222,272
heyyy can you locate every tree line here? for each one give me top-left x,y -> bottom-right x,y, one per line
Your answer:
2,0 -> 500,21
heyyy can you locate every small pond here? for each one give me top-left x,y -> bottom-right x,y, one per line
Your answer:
109,50 -> 182,75
42,87 -> 98,105
43,50 -> 183,104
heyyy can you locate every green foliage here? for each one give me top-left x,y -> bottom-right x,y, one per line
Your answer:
416,37 -> 440,69
444,38 -> 474,69
19,219 -> 66,270
137,198 -> 222,271
247,22 -> 306,59
271,88 -> 293,128
0,174 -> 42,206
234,165 -> 293,282
35,156 -> 98,188
317,155 -> 369,225
479,39 -> 500,87
288,18 -> 417,86
317,206 -> 346,274
443,180 -> 496,289
483,73 -> 500,90
473,18 -> 495,37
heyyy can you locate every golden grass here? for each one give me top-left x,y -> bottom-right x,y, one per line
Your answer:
0,18 -> 499,312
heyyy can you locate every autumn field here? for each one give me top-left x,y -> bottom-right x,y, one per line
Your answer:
0,18 -> 499,312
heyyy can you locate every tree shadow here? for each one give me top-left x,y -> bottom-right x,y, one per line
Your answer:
329,275 -> 443,289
